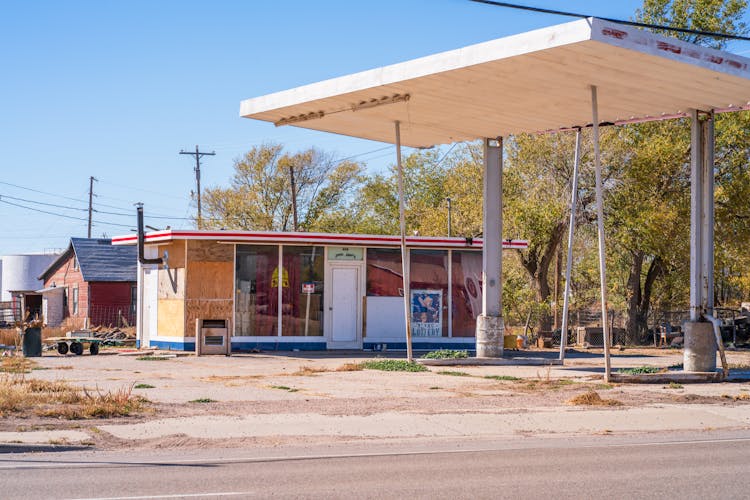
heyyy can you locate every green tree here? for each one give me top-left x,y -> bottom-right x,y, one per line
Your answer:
202,143 -> 364,231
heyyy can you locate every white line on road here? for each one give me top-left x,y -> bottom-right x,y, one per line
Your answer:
71,492 -> 249,500
3,434 -> 750,471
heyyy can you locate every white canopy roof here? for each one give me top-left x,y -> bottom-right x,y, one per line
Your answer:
240,18 -> 750,148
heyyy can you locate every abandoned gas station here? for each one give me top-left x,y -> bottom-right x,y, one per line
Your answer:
113,229 -> 526,351
124,17 -> 750,379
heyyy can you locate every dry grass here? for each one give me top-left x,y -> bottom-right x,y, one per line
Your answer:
0,328 -> 20,346
291,365 -> 329,376
721,393 -> 750,401
0,356 -> 37,374
336,362 -> 363,372
567,390 -> 623,406
0,374 -> 147,419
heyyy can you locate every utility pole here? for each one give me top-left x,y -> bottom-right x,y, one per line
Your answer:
180,145 -> 215,229
87,176 -> 97,238
289,164 -> 298,231
446,197 -> 452,237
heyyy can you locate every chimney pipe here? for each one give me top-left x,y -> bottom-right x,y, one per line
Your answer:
137,204 -> 163,265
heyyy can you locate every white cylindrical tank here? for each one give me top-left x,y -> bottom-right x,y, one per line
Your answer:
0,254 -> 59,301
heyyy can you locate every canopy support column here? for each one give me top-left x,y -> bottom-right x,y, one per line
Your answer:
591,86 -> 611,382
476,137 -> 504,358
395,121 -> 413,362
559,127 -> 582,362
685,110 -> 717,372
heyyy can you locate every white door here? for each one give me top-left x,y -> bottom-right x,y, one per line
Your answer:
329,266 -> 361,348
142,267 -> 158,347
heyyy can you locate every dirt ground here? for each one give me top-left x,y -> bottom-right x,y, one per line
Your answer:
2,347 -> 750,450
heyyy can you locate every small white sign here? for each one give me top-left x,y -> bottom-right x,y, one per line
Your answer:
302,282 -> 315,294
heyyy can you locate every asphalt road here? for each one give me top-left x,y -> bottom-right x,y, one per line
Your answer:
2,432 -> 750,499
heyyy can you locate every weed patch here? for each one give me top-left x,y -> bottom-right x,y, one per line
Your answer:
567,391 -> 623,406
618,366 -> 662,375
134,383 -> 155,389
665,382 -> 683,389
270,385 -> 299,392
136,356 -> 171,361
484,375 -> 521,381
360,360 -> 428,372
421,349 -> 469,360
190,398 -> 216,403
437,371 -> 470,377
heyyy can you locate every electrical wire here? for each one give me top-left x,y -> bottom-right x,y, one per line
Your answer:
0,193 -> 87,212
469,0 -> 750,42
0,198 -> 133,229
0,180 -> 89,204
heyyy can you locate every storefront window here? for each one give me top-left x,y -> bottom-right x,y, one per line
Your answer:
409,250 -> 449,337
451,251 -> 483,337
281,246 -> 324,336
366,248 -> 403,297
235,245 -> 278,336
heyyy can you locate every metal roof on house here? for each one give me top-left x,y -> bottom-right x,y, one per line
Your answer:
39,238 -> 137,282
240,17 -> 750,148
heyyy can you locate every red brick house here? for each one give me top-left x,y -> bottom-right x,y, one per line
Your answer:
38,238 -> 137,327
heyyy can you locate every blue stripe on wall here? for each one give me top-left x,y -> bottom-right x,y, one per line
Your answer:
143,340 -> 475,352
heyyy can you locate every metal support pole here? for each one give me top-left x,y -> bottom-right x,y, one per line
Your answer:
559,128 -> 582,362
684,110 -> 718,372
591,86 -> 611,382
476,137 -> 503,358
689,109 -> 704,322
701,112 -> 715,317
395,121 -> 413,361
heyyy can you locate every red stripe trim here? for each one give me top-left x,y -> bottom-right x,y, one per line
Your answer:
111,230 -> 529,248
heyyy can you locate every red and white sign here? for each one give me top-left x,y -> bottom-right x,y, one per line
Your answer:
302,283 -> 315,294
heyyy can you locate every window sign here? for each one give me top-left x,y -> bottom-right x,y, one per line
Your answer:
411,289 -> 442,337
328,246 -> 364,261
302,282 -> 315,294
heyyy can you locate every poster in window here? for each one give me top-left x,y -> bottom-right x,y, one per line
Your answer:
410,289 -> 442,337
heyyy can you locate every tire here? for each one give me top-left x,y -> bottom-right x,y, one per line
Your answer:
89,342 -> 99,355
57,342 -> 69,355
70,341 -> 84,356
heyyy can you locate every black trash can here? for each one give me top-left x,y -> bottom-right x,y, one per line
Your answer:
22,327 -> 42,357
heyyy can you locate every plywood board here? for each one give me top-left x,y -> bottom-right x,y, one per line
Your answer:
158,268 -> 185,299
186,261 -> 233,300
185,299 -> 233,336
187,240 -> 233,262
157,299 -> 185,338
158,241 -> 186,269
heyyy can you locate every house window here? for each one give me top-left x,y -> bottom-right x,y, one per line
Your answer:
73,256 -> 79,271
72,285 -> 79,315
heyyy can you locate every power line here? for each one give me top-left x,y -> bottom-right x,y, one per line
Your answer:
0,180 -> 89,204
0,198 -> 133,228
469,0 -> 750,42
0,193 -> 86,211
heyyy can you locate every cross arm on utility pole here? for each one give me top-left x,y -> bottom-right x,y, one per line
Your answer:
179,145 -> 215,229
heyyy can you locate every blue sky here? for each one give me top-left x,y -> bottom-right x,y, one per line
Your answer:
1,0 -> 748,254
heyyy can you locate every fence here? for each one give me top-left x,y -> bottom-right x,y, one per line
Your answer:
0,301 -> 22,327
87,304 -> 135,328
